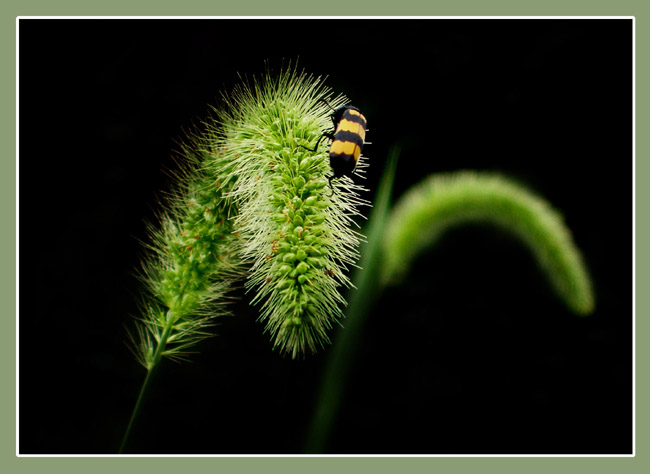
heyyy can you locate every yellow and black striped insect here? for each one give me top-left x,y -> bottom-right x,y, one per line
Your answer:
301,101 -> 368,192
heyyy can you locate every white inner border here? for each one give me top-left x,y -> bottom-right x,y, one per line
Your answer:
15,15 -> 636,459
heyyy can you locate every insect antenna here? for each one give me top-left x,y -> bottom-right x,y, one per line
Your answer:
317,98 -> 337,112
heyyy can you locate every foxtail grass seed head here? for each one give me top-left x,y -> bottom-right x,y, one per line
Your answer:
381,171 -> 594,315
129,67 -> 368,363
210,68 -> 369,358
130,119 -> 245,369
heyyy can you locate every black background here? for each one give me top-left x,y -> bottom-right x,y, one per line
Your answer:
18,19 -> 632,454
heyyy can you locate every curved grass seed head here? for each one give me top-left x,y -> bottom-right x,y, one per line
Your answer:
211,68 -> 369,358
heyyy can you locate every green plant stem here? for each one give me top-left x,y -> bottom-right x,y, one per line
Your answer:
304,147 -> 399,453
120,321 -> 172,454
306,158 -> 595,452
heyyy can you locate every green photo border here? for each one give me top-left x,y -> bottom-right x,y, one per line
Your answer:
3,1 -> 643,473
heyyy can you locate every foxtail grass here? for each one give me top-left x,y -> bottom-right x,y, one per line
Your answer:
306,157 -> 595,452
121,67 -> 368,452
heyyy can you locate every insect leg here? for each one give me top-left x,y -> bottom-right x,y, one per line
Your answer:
298,132 -> 334,152
326,175 -> 336,197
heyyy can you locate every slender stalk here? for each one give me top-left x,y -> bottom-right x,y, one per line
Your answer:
306,157 -> 595,452
119,366 -> 155,454
120,323 -> 172,454
305,147 -> 398,452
